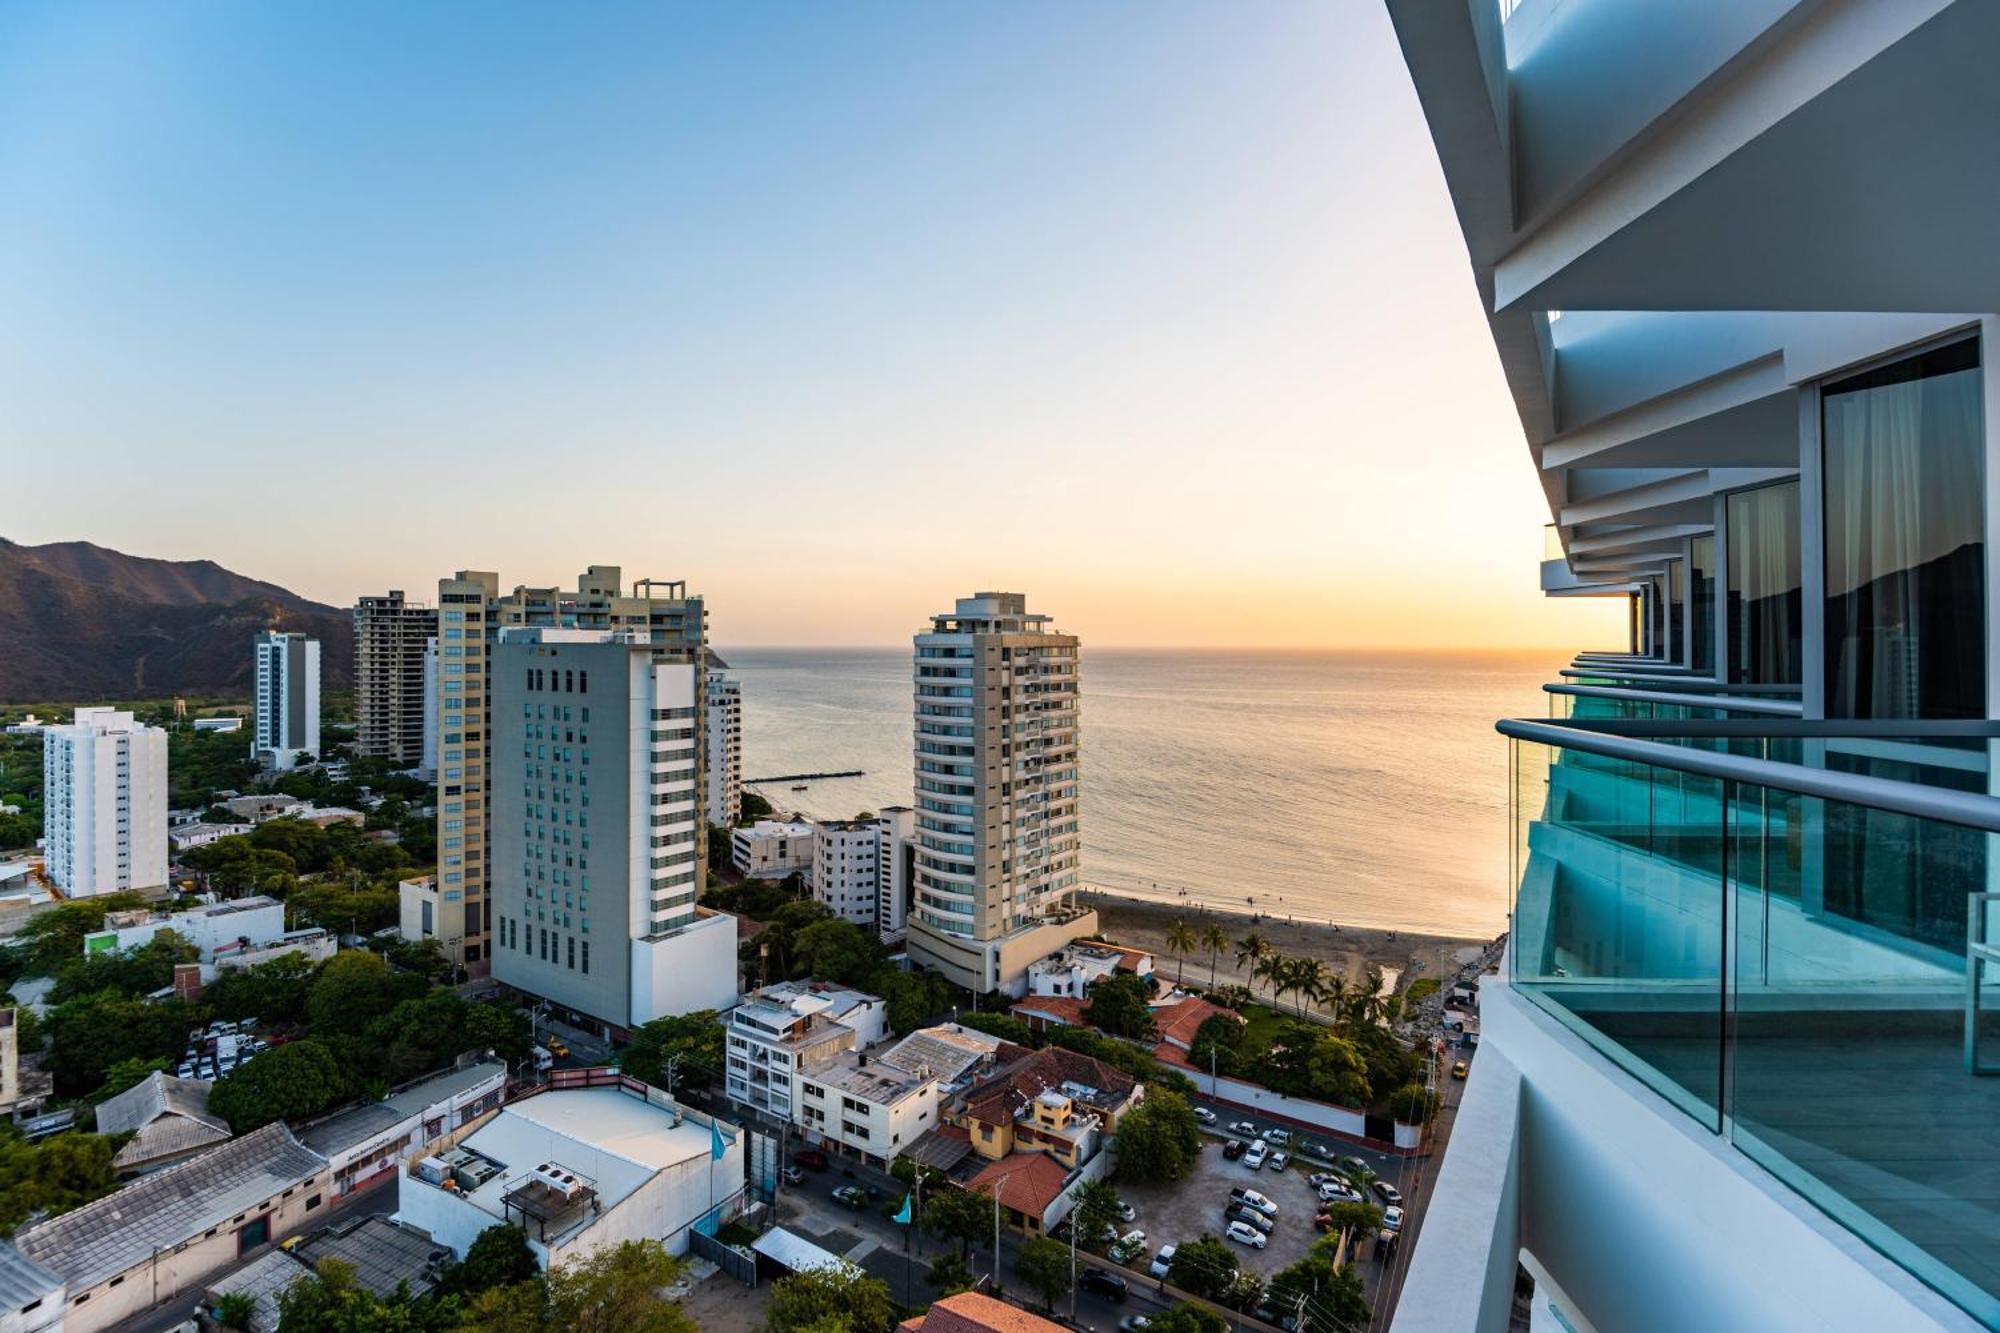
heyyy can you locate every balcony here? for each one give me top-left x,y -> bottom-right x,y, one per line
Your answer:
1502,710 -> 2000,1324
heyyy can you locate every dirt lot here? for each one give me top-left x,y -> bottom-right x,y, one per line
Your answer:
1114,1133 -> 1333,1281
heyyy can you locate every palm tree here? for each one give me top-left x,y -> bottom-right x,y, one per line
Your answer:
1165,918 -> 1197,986
1319,972 -> 1350,1025
1200,922 -> 1229,991
1234,932 -> 1271,990
1290,958 -> 1332,1017
1268,955 -> 1303,1014
1252,953 -> 1285,1007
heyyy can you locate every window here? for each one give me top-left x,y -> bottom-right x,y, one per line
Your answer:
1823,338 -> 1984,718
1689,535 -> 1715,675
306,1193 -> 322,1209
1726,482 -> 1802,685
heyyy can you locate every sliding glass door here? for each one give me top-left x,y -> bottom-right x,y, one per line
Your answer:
1726,482 -> 1802,686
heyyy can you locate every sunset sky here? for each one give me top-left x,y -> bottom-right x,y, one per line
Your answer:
0,2 -> 1622,651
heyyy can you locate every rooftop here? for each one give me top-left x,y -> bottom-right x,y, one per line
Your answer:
15,1122 -> 326,1293
294,1216 -> 451,1300
0,1242 -> 62,1319
297,1061 -> 505,1158
93,1071 -> 233,1169
809,1051 -> 928,1106
965,1152 -> 1072,1219
879,1024 -> 1006,1086
959,1045 -> 1137,1129
899,1291 -> 1067,1333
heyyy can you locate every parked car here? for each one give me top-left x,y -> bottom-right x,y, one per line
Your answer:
1080,1269 -> 1128,1303
1383,1205 -> 1406,1232
1222,1139 -> 1247,1161
780,1165 -> 804,1186
1241,1141 -> 1268,1169
1225,1204 -> 1274,1235
832,1186 -> 868,1208
794,1149 -> 830,1171
1340,1156 -> 1371,1177
1115,1201 -> 1137,1223
1110,1230 -> 1148,1263
1224,1221 -> 1268,1249
1452,1060 -> 1469,1080
1119,1318 -> 1152,1332
1261,1127 -> 1290,1146
1268,1151 -> 1290,1172
1319,1182 -> 1361,1204
1149,1244 -> 1178,1279
1230,1187 -> 1278,1216
546,1037 -> 571,1059
1193,1107 -> 1217,1125
1228,1120 -> 1257,1136
1307,1172 -> 1338,1191
1373,1180 -> 1404,1206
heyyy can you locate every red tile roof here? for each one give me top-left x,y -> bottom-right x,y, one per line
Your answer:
959,1044 -> 1139,1128
1078,939 -> 1153,973
966,1151 -> 1073,1219
1151,995 -> 1241,1050
1010,995 -> 1089,1028
900,1292 -> 1067,1333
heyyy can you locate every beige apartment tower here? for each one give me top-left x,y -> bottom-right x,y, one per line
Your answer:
907,592 -> 1094,995
428,566 -> 706,971
354,590 -> 438,765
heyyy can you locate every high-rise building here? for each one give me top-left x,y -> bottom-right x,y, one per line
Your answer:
811,808 -> 915,943
43,707 -> 168,899
486,627 -> 737,1034
907,593 -> 1092,995
1387,3 -> 2000,1330
704,668 -> 742,828
353,591 -> 437,766
428,566 -> 706,973
251,631 -> 320,771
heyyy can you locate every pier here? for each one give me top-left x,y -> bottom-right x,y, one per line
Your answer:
743,770 -> 865,784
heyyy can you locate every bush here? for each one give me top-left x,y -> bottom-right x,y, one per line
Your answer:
208,1039 -> 350,1131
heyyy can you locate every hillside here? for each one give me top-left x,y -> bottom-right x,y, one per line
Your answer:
0,538 -> 354,702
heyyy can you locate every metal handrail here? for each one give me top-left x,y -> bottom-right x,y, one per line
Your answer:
1545,683 -> 1802,717
1557,669 -> 1801,696
1498,716 -> 2000,833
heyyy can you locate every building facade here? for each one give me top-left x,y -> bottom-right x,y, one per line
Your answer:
730,819 -> 815,880
1388,3 -> 2000,1330
431,566 -> 707,971
810,808 -> 916,942
704,668 -> 742,828
486,627 -> 736,1034
42,708 -> 168,899
908,593 -> 1094,994
722,981 -> 887,1124
251,631 -> 320,771
354,590 -> 438,766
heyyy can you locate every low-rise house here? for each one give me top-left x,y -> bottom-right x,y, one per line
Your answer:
0,1009 -> 51,1120
12,1122 -> 331,1333
1025,940 -> 1154,999
202,1215 -> 450,1331
219,795 -> 308,824
899,1291 -> 1066,1333
168,822 -> 239,853
729,819 -> 815,880
296,1060 -> 506,1199
796,1050 -> 939,1170
1150,994 -> 1241,1054
83,896 -> 288,963
191,717 -> 243,734
394,1076 -> 745,1267
93,1071 -> 232,1173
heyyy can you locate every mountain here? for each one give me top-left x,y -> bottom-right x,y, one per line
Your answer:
0,538 -> 354,702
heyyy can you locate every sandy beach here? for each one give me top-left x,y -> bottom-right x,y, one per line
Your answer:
1077,888 -> 1492,998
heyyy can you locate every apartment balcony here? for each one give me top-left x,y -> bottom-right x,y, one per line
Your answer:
1497,710 -> 2000,1326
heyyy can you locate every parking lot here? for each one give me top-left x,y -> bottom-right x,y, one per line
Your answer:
1115,1125 -> 1353,1283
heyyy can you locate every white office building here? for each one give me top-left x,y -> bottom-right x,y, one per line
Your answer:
723,981 -> 888,1125
1389,3 -> 2000,1330
42,708 -> 168,899
704,669 -> 742,828
907,593 -> 1093,995
487,627 -> 738,1036
251,631 -> 320,771
811,808 -> 916,943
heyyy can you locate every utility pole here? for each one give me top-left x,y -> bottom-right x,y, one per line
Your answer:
1068,1198 -> 1079,1322
992,1177 -> 1006,1292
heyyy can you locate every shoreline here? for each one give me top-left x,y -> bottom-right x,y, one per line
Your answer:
1076,887 -> 1493,996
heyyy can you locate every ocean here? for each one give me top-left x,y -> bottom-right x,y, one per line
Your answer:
718,647 -> 1567,940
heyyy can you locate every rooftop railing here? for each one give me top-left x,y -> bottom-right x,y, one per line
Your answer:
1500,713 -> 2000,1325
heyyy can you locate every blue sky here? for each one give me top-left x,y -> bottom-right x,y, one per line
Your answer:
0,2 -> 1617,649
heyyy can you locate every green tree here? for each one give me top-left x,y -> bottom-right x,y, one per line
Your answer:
1187,1013 -> 1243,1078
764,1265 -> 900,1333
1390,1081 -> 1440,1124
951,1010 -> 1032,1046
1069,1178 -> 1124,1243
1167,1236 -> 1237,1300
1146,1304 -> 1230,1333
93,1056 -> 169,1102
789,919 -> 883,987
1199,922 -> 1229,991
275,1257 -> 435,1331
213,1291 -> 259,1330
437,1224 -> 540,1298
0,1130 -> 119,1235
1113,1087 -> 1203,1185
737,789 -> 774,824
1319,1199 -> 1383,1239
201,951 -> 316,1023
1255,1023 -> 1371,1109
14,894 -> 148,977
865,966 -> 955,1036
921,1184 -> 994,1260
43,992 -> 200,1096
1013,1236 -> 1071,1311
307,949 -> 427,1036
544,1238 -> 694,1332
925,1249 -> 973,1297
1164,918 -> 1197,985
209,1038 -> 349,1131
1082,973 -> 1156,1041
620,1011 -> 725,1095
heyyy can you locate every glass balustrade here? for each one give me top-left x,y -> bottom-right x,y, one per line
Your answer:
1507,717 -> 2000,1325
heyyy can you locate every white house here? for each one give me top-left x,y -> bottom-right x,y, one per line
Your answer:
730,820 -> 815,880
